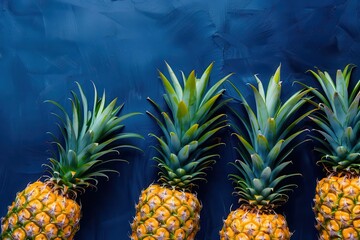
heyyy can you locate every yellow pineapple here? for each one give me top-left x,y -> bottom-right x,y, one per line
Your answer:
131,63 -> 231,239
220,65 -> 313,239
1,82 -> 142,240
221,208 -> 289,239
306,65 -> 360,239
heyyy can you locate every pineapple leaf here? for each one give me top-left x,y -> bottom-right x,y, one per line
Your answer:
265,65 -> 281,116
276,88 -> 312,130
196,114 -> 226,137
75,82 -> 89,138
159,70 -> 179,109
199,73 -> 232,108
251,153 -> 265,176
170,132 -> 181,152
279,108 -> 316,140
266,139 -> 284,166
333,92 -> 347,123
165,62 -> 183,100
234,133 -> 255,156
252,178 -> 264,193
263,118 -> 276,146
69,94 -> 80,140
234,146 -> 251,166
228,105 -> 253,143
260,167 -> 272,182
147,97 -> 165,114
194,93 -> 223,124
149,134 -> 171,158
313,129 -> 340,151
343,64 -> 356,87
249,83 -> 269,132
147,111 -> 170,141
196,62 -> 213,104
162,112 -> 178,136
349,79 -> 360,103
255,75 -> 265,100
181,124 -> 199,144
169,154 -> 181,169
270,161 -> 292,182
296,80 -> 330,107
269,174 -> 300,189
309,116 -> 337,141
347,91 -> 360,125
183,70 -> 197,115
177,101 -> 189,129
281,129 -> 309,152
335,69 -> 348,107
321,71 -> 336,101
257,134 -> 269,159
319,103 -> 343,139
198,125 -> 228,145
178,145 -> 190,163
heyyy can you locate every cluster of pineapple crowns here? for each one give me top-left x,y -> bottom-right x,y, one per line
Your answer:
43,62 -> 359,214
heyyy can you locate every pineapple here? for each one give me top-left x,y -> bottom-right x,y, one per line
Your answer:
220,65 -> 314,239
1,82 -> 142,240
307,65 -> 360,239
130,63 -> 232,239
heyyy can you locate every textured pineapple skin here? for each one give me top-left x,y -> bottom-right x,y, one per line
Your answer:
131,184 -> 201,240
219,208 -> 291,240
1,181 -> 81,240
314,175 -> 360,240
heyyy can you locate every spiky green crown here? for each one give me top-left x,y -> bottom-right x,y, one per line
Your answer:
307,65 -> 360,174
45,82 -> 142,197
147,63 -> 232,191
229,65 -> 313,210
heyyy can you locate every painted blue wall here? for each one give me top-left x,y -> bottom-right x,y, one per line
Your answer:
0,0 -> 359,239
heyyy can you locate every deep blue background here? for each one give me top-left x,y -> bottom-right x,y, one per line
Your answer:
1,0 -> 360,239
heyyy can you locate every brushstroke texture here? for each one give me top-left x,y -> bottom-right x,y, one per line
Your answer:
1,0 -> 360,239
